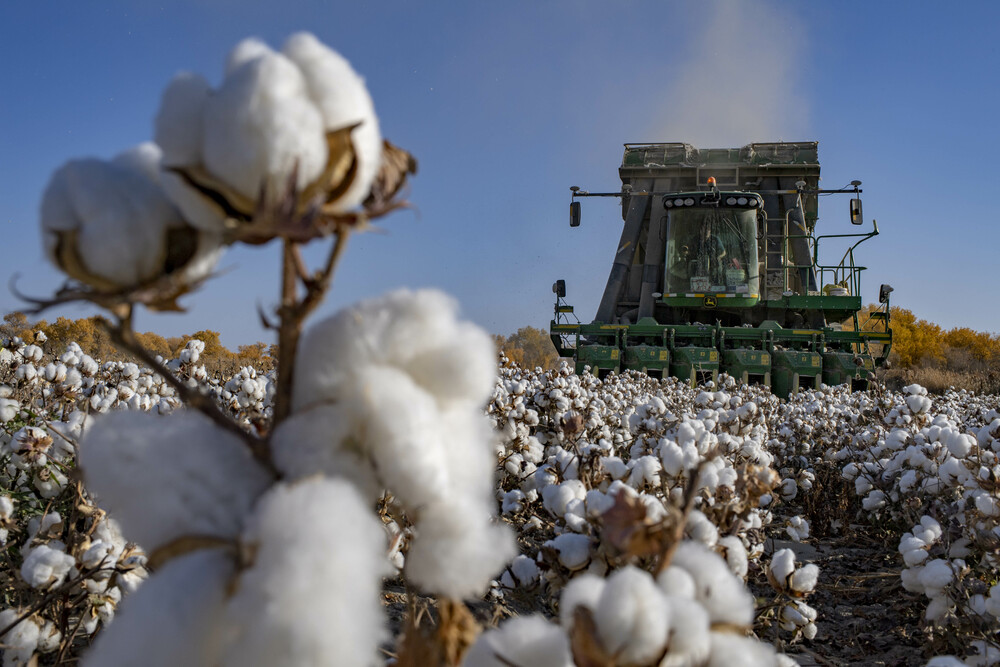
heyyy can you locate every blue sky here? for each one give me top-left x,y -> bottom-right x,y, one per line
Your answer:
1,1 -> 998,347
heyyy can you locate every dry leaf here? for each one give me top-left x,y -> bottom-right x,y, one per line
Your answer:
396,598 -> 481,667
561,413 -> 585,439
310,125 -> 360,210
364,139 -> 417,211
168,164 -> 255,224
600,489 -> 669,559
569,606 -> 616,667
146,534 -> 236,571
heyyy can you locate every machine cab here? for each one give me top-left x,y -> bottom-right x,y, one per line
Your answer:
662,191 -> 762,301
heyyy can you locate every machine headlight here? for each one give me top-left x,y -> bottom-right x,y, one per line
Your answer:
684,198 -> 695,206
737,197 -> 748,206
674,198 -> 685,207
726,197 -> 737,205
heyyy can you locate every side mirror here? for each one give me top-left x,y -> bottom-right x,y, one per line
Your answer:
553,279 -> 566,298
570,201 -> 581,227
879,284 -> 894,303
850,198 -> 863,225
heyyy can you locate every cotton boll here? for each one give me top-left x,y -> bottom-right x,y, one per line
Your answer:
269,405 -> 378,499
81,549 -> 232,667
593,566 -> 671,665
542,480 -> 586,518
225,37 -> 274,75
405,501 -> 516,600
547,533 -> 595,572
155,72 -> 211,167
926,657 -> 971,667
510,555 -> 540,587
79,410 -> 272,551
21,544 -> 75,589
462,615 -> 572,667
281,32 -> 382,212
40,146 -> 221,291
0,609 -> 41,665
975,493 -> 1000,517
401,322 -> 497,407
559,573 -> 606,628
768,548 -> 796,590
706,632 -> 779,667
660,595 -> 711,667
41,153 -> 187,288
346,366 -> 452,508
670,541 -> 754,626
717,536 -> 748,578
204,51 -> 327,200
685,509 -> 719,547
220,478 -> 389,667
918,559 -> 954,595
657,565 -> 697,600
0,398 -> 19,423
790,564 -> 820,594
293,289 -> 486,412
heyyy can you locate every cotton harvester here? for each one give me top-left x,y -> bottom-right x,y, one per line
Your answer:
550,142 -> 893,397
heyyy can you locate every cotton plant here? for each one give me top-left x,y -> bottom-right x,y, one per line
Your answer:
468,546 -> 801,667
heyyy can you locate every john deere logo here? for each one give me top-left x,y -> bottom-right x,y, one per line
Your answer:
703,296 -> 718,308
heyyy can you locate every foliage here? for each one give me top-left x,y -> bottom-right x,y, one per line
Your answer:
494,326 -> 558,371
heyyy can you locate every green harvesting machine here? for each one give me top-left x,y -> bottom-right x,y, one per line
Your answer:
550,142 -> 893,397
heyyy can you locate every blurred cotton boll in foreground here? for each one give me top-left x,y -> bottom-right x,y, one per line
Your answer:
283,287 -> 515,598
78,410 -> 273,552
156,32 -> 382,234
40,142 -> 222,293
219,478 -> 389,667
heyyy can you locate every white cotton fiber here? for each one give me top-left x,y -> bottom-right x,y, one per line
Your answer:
547,533 -> 594,571
790,563 -> 820,593
40,146 -> 214,289
717,535 -> 749,578
344,366 -> 452,508
559,573 -> 606,628
660,594 -> 711,666
220,478 -> 388,667
21,544 -> 75,589
668,541 -> 754,626
706,632 -> 779,667
462,615 -> 572,667
204,51 -> 328,199
79,410 -> 272,551
769,548 -> 797,588
657,565 -> 697,600
225,37 -> 274,76
269,404 -> 378,500
293,289 -> 496,412
281,32 -> 382,213
82,549 -> 233,667
594,566 -> 671,665
0,609 -> 41,666
155,72 -> 212,167
404,500 -> 516,600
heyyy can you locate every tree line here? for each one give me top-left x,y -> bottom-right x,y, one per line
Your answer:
1,311 -> 276,375
5,310 -> 997,391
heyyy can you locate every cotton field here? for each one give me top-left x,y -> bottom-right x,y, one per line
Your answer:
1,328 -> 998,666
4,27 -> 999,667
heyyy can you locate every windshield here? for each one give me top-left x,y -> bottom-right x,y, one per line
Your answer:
664,207 -> 759,295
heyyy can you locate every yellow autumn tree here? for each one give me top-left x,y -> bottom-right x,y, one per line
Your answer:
496,326 -> 558,370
